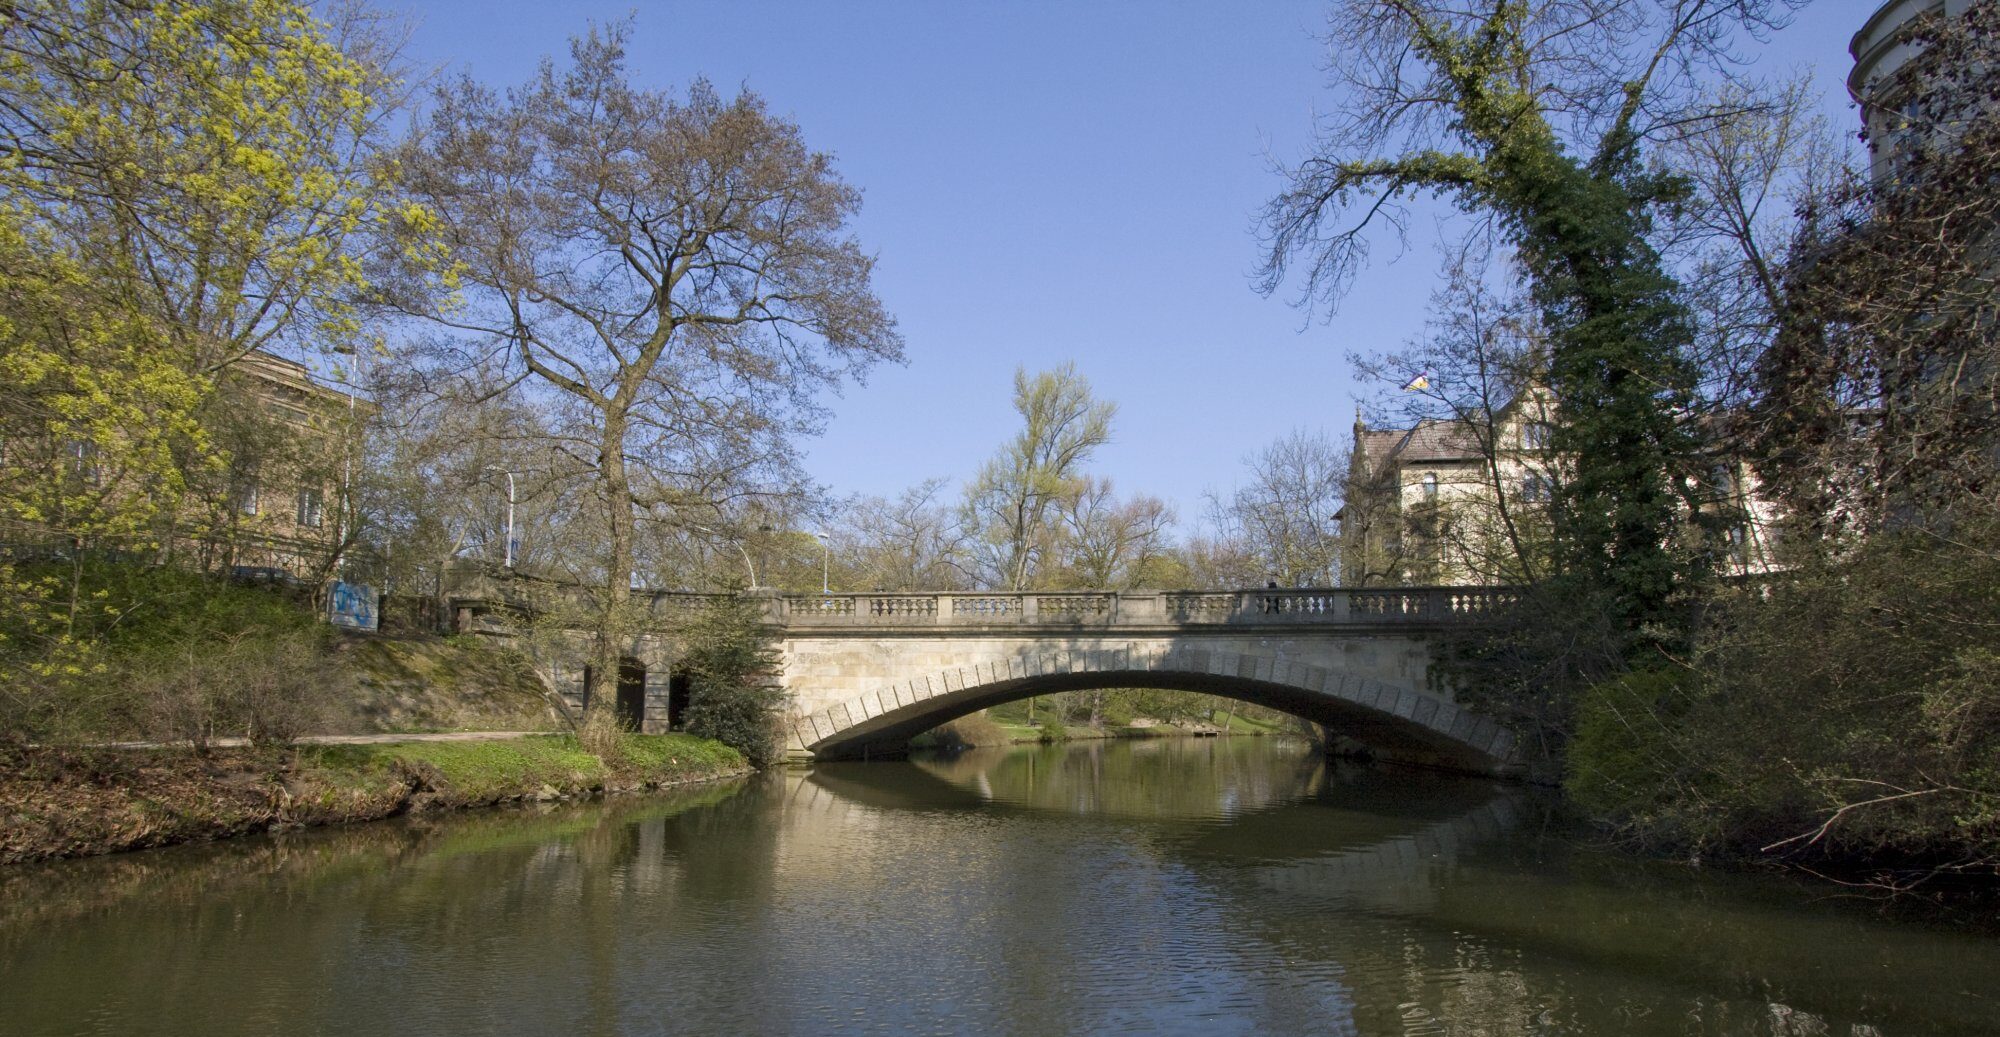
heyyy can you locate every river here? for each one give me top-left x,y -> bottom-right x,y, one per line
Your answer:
3,737 -> 1996,1036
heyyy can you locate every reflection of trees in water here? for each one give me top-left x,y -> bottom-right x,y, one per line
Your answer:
1166,768 -> 1999,1036
0,782 -> 759,1037
902,738 -> 1331,821
803,746 -> 2000,1036
10,746 -> 2000,1037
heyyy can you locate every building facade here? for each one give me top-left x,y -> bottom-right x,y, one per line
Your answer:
1338,390 -> 1780,587
1850,0 -> 1975,181
190,350 -> 367,580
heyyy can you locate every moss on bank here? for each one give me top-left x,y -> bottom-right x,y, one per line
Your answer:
0,734 -> 748,866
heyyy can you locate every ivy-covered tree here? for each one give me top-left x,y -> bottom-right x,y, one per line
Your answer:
1261,0 -> 1795,650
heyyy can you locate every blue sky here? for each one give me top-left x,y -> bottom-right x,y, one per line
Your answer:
383,0 -> 1874,527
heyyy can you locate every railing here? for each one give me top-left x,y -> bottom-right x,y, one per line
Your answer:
441,566 -> 1516,631
769,588 -> 1516,628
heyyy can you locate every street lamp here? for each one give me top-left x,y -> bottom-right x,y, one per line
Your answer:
483,465 -> 515,569
689,524 -> 758,590
810,530 -> 831,595
330,343 -> 368,578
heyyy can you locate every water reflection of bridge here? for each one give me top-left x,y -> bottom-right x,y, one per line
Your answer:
10,744 -> 2000,1035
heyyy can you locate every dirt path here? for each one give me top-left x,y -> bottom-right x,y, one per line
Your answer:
101,731 -> 548,750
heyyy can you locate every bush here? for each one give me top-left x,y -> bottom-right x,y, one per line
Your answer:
675,594 -> 786,768
139,629 -> 337,751
575,701 -> 625,760
1567,517 -> 2000,868
1565,669 -> 1705,839
0,560 -> 325,746
1035,716 -> 1068,744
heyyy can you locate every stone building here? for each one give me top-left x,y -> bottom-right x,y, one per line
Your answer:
1338,389 -> 1557,587
187,350 -> 368,580
1337,388 -> 1780,587
1850,0 -> 1976,181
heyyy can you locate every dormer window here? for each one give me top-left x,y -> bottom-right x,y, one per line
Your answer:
1523,423 -> 1552,450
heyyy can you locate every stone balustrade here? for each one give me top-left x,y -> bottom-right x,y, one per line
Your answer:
766,587 -> 1515,629
441,564 -> 1516,635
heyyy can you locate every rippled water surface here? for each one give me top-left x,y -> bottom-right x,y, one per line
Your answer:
4,738 -> 1999,1036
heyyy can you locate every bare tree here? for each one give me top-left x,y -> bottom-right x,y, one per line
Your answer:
390,25 -> 902,715
1757,3 -> 2000,536
1208,428 -> 1346,586
833,479 -> 974,592
1056,476 -> 1176,589
1343,235 -> 1555,585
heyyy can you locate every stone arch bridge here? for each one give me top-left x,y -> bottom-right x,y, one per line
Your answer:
445,577 -> 1521,775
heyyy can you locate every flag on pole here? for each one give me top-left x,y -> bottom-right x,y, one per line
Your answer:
1400,370 -> 1432,392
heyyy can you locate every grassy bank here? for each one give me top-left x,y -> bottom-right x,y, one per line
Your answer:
0,733 -> 748,866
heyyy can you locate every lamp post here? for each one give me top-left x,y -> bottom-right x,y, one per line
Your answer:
331,343 -> 367,578
690,524 -> 758,590
483,465 -> 515,569
810,531 -> 830,594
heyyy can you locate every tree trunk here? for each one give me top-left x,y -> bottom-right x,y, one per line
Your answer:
589,411 -> 635,723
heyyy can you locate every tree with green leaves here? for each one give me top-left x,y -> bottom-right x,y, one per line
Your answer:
0,0 -> 425,732
962,363 -> 1116,591
1262,0 -> 1796,651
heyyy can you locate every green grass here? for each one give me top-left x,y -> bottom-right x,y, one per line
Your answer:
1210,711 -> 1286,735
303,734 -> 744,801
613,733 -> 745,774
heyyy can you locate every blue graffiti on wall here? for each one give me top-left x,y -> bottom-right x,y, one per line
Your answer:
327,580 -> 379,631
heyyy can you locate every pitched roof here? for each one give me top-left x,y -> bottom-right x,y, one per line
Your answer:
1357,428 -> 1404,471
1394,418 -> 1485,462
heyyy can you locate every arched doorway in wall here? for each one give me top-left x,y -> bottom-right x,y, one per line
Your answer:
667,669 -> 692,730
616,658 -> 647,731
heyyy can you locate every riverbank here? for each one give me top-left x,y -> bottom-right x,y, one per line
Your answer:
0,733 -> 749,866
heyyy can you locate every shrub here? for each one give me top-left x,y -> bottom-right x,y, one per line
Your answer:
1565,669 -> 1704,839
0,560 -> 327,747
139,629 -> 337,751
1566,516 -> 2000,868
575,701 -> 625,760
675,594 -> 786,768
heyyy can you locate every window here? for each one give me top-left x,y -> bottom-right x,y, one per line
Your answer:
1521,473 -> 1552,503
65,440 -> 100,484
297,488 -> 324,528
1421,472 -> 1439,501
237,480 -> 260,516
1522,423 -> 1552,450
1709,463 -> 1735,500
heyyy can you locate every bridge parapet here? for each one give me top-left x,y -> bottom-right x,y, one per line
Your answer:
441,565 -> 1518,635
771,587 -> 1516,630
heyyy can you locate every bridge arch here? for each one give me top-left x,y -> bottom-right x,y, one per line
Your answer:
787,644 -> 1517,774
